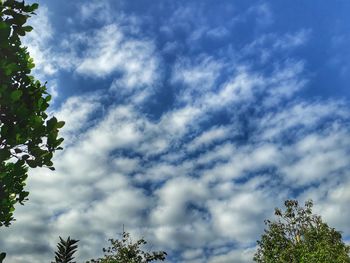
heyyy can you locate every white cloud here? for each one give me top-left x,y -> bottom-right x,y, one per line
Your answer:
54,93 -> 102,142
78,0 -> 113,23
24,4 -> 161,103
187,126 -> 233,152
151,177 -> 208,226
241,30 -> 310,64
172,56 -> 224,94
76,24 -> 160,90
202,144 -> 280,183
259,100 -> 347,140
160,106 -> 202,136
280,126 -> 350,185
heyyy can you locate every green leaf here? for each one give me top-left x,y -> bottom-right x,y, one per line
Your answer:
22,3 -> 38,13
47,117 -> 57,131
12,13 -> 28,26
22,26 -> 33,32
17,27 -> 26,36
0,21 -> 10,43
56,121 -> 65,128
0,149 -> 11,162
10,90 -> 23,101
37,97 -> 43,109
26,160 -> 37,168
4,63 -> 18,75
55,137 -> 64,147
45,95 -> 52,102
30,3 -> 39,11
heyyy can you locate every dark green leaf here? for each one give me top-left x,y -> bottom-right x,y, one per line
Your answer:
30,3 -> 39,11
12,13 -> 27,26
22,25 -> 33,32
10,90 -> 22,101
56,121 -> 65,129
45,95 -> 52,102
0,21 -> 10,43
26,160 -> 37,168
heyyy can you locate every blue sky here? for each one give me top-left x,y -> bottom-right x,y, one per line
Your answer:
2,1 -> 350,262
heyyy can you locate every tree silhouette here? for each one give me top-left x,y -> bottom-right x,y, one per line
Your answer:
52,236 -> 79,263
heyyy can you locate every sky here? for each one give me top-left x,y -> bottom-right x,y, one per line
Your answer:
2,0 -> 350,262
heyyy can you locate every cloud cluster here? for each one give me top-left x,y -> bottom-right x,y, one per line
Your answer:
24,3 -> 161,103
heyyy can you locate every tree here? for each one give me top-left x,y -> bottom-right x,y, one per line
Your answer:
0,0 -> 64,227
254,199 -> 350,263
52,237 -> 79,263
87,231 -> 167,263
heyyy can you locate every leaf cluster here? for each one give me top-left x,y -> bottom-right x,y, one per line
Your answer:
0,0 -> 64,227
254,200 -> 350,263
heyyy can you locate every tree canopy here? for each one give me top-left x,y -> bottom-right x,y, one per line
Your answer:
254,199 -> 350,263
0,0 -> 64,227
87,231 -> 167,263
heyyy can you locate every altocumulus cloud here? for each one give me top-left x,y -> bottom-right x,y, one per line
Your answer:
2,1 -> 350,262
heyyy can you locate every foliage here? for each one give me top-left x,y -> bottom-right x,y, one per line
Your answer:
254,199 -> 350,263
87,231 -> 167,263
0,252 -> 5,263
52,236 -> 79,263
0,0 -> 64,227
